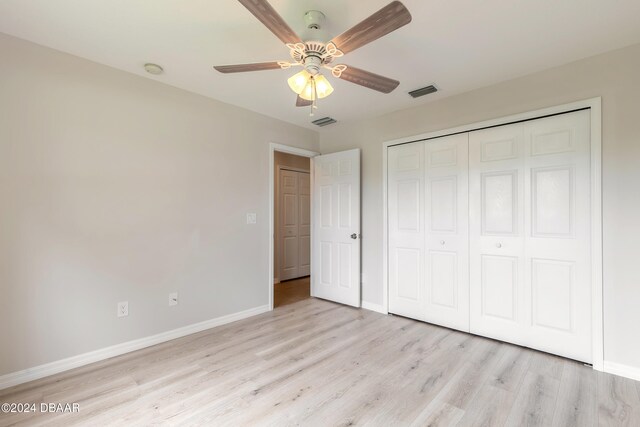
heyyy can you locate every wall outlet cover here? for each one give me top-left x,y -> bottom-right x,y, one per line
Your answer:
169,292 -> 178,306
246,213 -> 257,224
117,301 -> 129,317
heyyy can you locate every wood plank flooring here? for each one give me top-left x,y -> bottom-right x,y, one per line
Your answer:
1,298 -> 639,426
274,276 -> 310,308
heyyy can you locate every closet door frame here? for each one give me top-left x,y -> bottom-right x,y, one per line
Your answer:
382,97 -> 603,371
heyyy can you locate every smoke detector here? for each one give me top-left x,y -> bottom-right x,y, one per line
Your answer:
144,63 -> 164,75
304,10 -> 325,30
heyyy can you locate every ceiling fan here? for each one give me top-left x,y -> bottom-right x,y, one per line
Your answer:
214,0 -> 412,115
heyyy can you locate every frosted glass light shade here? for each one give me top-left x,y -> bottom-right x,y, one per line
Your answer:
299,74 -> 334,101
287,70 -> 311,94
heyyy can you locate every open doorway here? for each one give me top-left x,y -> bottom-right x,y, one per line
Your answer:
268,144 -> 360,310
273,150 -> 313,308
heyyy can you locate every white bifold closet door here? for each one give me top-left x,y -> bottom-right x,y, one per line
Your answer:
469,109 -> 592,363
388,134 -> 470,331
387,109 -> 592,363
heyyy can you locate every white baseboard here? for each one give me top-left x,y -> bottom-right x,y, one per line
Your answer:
0,304 -> 270,391
361,301 -> 388,315
603,361 -> 640,382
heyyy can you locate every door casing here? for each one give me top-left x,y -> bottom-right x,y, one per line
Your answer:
268,143 -> 319,311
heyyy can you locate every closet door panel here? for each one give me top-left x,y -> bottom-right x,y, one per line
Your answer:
468,111 -> 592,363
424,134 -> 469,332
524,110 -> 591,362
469,123 -> 528,347
388,143 -> 425,319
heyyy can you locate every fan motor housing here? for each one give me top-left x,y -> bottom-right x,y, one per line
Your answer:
304,55 -> 322,75
289,41 -> 335,75
304,10 -> 325,30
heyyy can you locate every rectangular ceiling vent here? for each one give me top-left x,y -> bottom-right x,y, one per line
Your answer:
312,117 -> 337,127
409,85 -> 438,98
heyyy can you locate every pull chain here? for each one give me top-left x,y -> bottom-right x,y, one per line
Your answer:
309,76 -> 317,117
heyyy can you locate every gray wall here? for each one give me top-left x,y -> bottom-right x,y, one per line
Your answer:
0,34 -> 319,376
319,43 -> 640,370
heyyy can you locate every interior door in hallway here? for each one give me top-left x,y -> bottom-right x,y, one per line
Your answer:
279,169 -> 310,281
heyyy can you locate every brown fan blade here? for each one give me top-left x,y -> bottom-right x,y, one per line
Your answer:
330,1 -> 411,55
237,0 -> 302,45
214,62 -> 282,73
296,96 -> 313,107
337,65 -> 400,93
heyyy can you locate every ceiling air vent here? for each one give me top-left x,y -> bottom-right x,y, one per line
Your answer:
409,85 -> 438,98
312,117 -> 337,127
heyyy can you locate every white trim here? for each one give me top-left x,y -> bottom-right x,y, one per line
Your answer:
603,361 -> 640,382
0,304 -> 269,391
382,143 -> 389,315
384,99 -> 600,147
268,143 -> 319,311
361,301 -> 388,315
382,97 -> 604,371
589,99 -> 604,372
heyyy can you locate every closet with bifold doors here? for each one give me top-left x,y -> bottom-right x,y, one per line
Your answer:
388,109 -> 593,363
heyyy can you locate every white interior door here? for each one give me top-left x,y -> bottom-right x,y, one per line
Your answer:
279,169 -> 310,281
298,173 -> 311,277
312,149 -> 361,307
388,135 -> 469,331
280,169 -> 300,281
469,110 -> 592,362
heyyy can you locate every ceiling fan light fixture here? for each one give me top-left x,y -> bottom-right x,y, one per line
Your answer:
217,0 -> 412,113
299,74 -> 333,100
287,70 -> 312,94
315,75 -> 333,98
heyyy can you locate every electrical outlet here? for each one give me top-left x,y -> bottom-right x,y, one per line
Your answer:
169,292 -> 178,307
246,213 -> 257,224
117,301 -> 129,317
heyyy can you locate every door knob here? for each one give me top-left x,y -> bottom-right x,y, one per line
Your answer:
350,233 -> 358,239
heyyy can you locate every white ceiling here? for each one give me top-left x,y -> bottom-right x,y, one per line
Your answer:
2,0 -> 640,130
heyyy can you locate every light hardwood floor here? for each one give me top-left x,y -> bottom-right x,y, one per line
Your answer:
1,298 -> 639,426
274,276 -> 311,308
